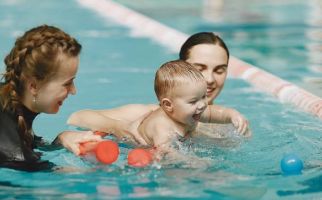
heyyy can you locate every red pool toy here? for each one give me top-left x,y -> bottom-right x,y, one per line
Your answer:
95,140 -> 119,164
79,131 -> 119,164
128,148 -> 153,167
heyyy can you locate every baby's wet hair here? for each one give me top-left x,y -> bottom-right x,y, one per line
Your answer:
154,60 -> 205,100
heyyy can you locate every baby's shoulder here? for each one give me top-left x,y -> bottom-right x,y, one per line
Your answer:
143,115 -> 171,136
147,116 -> 169,131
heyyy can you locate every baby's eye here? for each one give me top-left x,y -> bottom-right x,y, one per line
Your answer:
195,66 -> 204,72
189,100 -> 197,104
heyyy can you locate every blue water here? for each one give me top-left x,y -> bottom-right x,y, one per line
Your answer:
115,0 -> 322,97
1,0 -> 322,199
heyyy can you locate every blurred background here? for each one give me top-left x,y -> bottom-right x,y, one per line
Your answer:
113,0 -> 322,97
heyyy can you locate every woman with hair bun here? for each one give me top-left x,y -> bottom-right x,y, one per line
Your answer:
180,32 -> 250,138
67,32 -> 250,148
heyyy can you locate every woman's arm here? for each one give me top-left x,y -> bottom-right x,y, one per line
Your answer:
59,104 -> 159,155
67,104 -> 159,136
67,110 -> 124,136
98,104 -> 159,122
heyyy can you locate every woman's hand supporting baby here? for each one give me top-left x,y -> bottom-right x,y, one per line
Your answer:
56,108 -> 154,155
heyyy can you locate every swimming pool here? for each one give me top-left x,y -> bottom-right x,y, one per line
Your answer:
1,0 -> 322,199
114,0 -> 322,97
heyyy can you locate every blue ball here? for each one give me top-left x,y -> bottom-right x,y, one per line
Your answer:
280,154 -> 303,175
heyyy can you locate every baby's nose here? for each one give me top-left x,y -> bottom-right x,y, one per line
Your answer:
198,100 -> 207,110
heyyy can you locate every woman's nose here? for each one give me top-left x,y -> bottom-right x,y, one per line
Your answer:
204,71 -> 216,85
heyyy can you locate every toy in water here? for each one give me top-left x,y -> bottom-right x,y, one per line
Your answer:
79,131 -> 119,164
127,148 -> 153,167
95,141 -> 119,164
79,140 -> 119,164
79,131 -> 153,166
280,153 -> 303,175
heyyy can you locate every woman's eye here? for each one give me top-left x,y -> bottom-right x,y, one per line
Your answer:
215,68 -> 226,74
64,81 -> 73,87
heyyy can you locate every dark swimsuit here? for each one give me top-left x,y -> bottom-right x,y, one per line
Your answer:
0,99 -> 60,172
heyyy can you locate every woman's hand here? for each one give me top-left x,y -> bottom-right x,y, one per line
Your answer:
57,131 -> 103,155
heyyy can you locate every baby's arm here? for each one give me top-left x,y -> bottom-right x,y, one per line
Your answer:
145,124 -> 211,167
200,105 -> 250,136
151,128 -> 210,166
147,123 -> 175,159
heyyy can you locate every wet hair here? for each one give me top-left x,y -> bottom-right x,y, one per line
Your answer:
0,24 -> 81,146
179,32 -> 229,61
154,60 -> 205,101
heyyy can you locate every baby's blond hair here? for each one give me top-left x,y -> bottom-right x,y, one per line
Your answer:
154,60 -> 205,100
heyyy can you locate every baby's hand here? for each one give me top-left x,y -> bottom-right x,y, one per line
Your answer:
230,110 -> 250,137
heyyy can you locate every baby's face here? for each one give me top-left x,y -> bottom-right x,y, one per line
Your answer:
170,81 -> 207,129
186,44 -> 228,104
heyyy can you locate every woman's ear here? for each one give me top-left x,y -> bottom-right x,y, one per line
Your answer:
26,78 -> 39,96
160,98 -> 173,113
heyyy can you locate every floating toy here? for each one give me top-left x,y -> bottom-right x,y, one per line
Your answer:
79,131 -> 107,155
79,131 -> 119,164
128,148 -> 153,167
280,154 -> 303,175
79,140 -> 119,164
95,140 -> 119,164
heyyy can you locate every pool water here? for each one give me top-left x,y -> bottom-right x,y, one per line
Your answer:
1,0 -> 322,199
115,0 -> 322,97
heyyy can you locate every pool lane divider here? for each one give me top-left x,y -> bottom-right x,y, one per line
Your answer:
77,0 -> 322,120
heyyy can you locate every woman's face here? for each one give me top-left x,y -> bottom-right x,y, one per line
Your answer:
186,44 -> 228,105
35,54 -> 79,114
